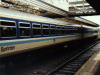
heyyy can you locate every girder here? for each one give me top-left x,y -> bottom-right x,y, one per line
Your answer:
68,0 -> 97,16
0,0 -> 68,17
16,0 -> 68,16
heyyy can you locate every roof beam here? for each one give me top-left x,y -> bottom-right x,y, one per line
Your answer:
16,0 -> 68,16
69,1 -> 87,4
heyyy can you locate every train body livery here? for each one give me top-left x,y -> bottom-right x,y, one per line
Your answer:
0,7 -> 99,57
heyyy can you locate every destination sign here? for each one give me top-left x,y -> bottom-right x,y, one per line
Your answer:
1,46 -> 15,52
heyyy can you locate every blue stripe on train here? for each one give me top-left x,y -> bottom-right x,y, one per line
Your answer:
0,35 -> 80,47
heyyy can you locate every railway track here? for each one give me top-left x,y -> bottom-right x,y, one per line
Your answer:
0,39 -> 99,75
47,41 -> 100,75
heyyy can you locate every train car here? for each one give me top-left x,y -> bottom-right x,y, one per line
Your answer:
0,7 -> 98,57
81,25 -> 98,38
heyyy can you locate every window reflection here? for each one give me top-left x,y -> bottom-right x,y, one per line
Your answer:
33,29 -> 41,35
19,23 -> 30,36
33,24 -> 41,36
43,25 -> 49,36
1,27 -> 16,37
66,28 -> 69,35
62,30 -> 65,34
0,21 -> 16,37
50,29 -> 55,35
57,30 -> 61,34
57,26 -> 61,35
19,28 -> 30,36
50,25 -> 55,36
43,29 -> 49,35
70,28 -> 73,35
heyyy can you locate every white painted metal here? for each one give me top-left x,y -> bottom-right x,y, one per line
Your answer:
69,0 -> 96,14
42,0 -> 69,11
16,0 -> 68,16
0,7 -> 71,25
75,17 -> 98,26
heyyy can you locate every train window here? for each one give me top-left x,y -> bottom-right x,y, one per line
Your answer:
20,28 -> 30,36
19,23 -> 30,36
51,26 -> 55,28
95,30 -> 98,33
33,23 -> 41,36
66,27 -> 69,35
1,27 -> 16,37
1,21 -> 15,26
75,28 -> 78,34
51,29 -> 55,35
43,25 -> 49,28
0,21 -> 16,37
78,27 -> 81,34
43,29 -> 49,35
57,26 -> 61,29
77,28 -> 79,34
57,30 -> 61,34
77,28 -> 80,34
62,26 -> 65,35
62,27 -> 65,29
33,24 -> 40,28
62,30 -> 65,35
33,29 -> 41,35
50,25 -> 56,35
43,25 -> 49,35
70,27 -> 73,35
57,26 -> 61,35
20,23 -> 30,27
73,28 -> 76,34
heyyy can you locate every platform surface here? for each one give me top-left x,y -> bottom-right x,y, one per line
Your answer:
75,48 -> 100,75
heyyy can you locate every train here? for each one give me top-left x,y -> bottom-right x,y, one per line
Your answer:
0,7 -> 99,58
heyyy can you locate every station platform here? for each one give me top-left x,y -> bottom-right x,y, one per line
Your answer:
75,48 -> 100,75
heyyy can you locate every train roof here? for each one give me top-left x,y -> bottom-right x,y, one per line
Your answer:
0,7 -> 73,25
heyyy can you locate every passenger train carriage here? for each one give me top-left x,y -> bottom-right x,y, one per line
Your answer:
0,7 -> 99,57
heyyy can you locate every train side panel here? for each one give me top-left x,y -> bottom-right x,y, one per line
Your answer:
0,35 -> 81,57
